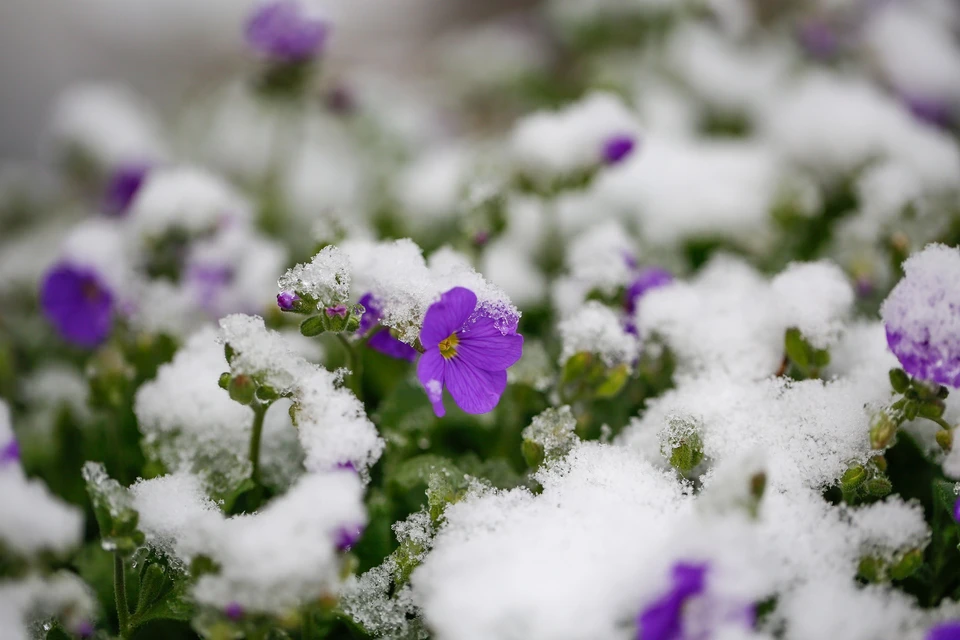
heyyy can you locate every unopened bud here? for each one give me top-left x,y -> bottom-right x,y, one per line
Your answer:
870,411 -> 898,450
228,374 -> 256,405
937,429 -> 954,452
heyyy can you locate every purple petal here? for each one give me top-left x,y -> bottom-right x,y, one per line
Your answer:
368,329 -> 418,362
224,601 -> 244,621
954,497 -> 960,523
602,134 -> 637,165
103,161 -> 150,217
456,317 -> 524,371
928,622 -> 960,640
444,358 -> 507,415
1,439 -> 19,466
625,267 -> 673,314
671,562 -> 708,598
637,593 -> 685,640
417,348 -> 447,417
40,263 -> 114,348
245,0 -> 328,62
277,290 -> 300,311
420,287 -> 478,349
357,292 -> 381,334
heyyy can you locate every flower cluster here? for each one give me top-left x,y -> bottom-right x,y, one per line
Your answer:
3,0 -> 960,639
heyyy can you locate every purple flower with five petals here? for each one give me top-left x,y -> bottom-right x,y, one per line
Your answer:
416,287 -> 523,417
103,160 -> 150,217
357,293 -> 417,362
602,134 -> 637,165
929,622 -> 960,640
245,0 -> 329,63
41,263 -> 115,348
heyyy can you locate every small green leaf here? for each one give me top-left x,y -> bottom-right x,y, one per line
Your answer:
784,328 -> 809,370
595,363 -> 629,399
300,315 -> 327,337
889,368 -> 910,394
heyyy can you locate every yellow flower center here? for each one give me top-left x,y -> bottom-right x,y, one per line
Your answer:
438,333 -> 459,359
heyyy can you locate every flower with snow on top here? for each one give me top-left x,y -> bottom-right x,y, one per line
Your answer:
357,293 -> 417,362
637,561 -> 754,640
245,0 -> 329,63
417,287 -> 523,417
334,522 -> 364,551
41,263 -> 115,348
102,160 -> 151,217
929,622 -> 960,640
881,244 -> 960,388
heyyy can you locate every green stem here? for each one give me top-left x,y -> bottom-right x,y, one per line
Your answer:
336,334 -> 364,401
249,402 -> 268,484
927,415 -> 954,432
114,553 -> 130,638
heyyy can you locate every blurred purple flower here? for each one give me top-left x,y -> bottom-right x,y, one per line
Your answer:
103,161 -> 150,217
797,19 -> 841,59
625,267 -> 673,315
602,134 -> 637,165
1,439 -> 19,466
638,562 -> 709,640
187,263 -> 234,315
901,92 -> 954,130
357,293 -> 417,362
416,287 -> 523,417
929,622 -> 960,640
41,263 -> 114,348
325,304 -> 348,318
245,0 -> 329,63
224,601 -> 244,621
334,523 -> 364,551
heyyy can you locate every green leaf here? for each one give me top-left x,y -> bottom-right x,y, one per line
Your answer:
784,328 -> 809,370
595,363 -> 629,399
300,315 -> 327,337
135,563 -> 171,615
889,368 -> 910,394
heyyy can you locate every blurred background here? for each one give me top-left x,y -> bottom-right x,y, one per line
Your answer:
0,0 -> 535,160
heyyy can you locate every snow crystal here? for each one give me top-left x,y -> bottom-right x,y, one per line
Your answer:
277,244 -> 351,306
480,239 -> 547,308
565,220 -> 636,295
412,443 -> 689,640
558,300 -> 639,367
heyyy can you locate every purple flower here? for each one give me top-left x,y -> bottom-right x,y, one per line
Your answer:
73,620 -> 95,639
245,0 -> 329,63
1,439 -> 19,466
277,290 -> 301,311
325,304 -> 348,318
334,523 -> 364,551
901,92 -> 954,130
335,460 -> 357,473
880,244 -> 960,388
797,19 -> 841,59
416,287 -> 523,418
41,263 -> 114,348
602,134 -> 637,165
187,263 -> 234,315
638,562 -> 709,640
953,497 -> 960,523
357,293 -> 418,362
103,161 -> 150,217
224,601 -> 244,621
625,267 -> 674,315
637,562 -> 754,640
929,622 -> 960,640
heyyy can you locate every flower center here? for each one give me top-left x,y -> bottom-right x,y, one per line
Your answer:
438,333 -> 459,359
81,279 -> 103,302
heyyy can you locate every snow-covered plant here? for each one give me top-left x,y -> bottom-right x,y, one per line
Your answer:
3,0 -> 960,639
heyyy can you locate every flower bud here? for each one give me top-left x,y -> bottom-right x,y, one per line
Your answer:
937,429 -> 953,452
870,411 -> 898,450
889,368 -> 910,394
228,374 -> 257,405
